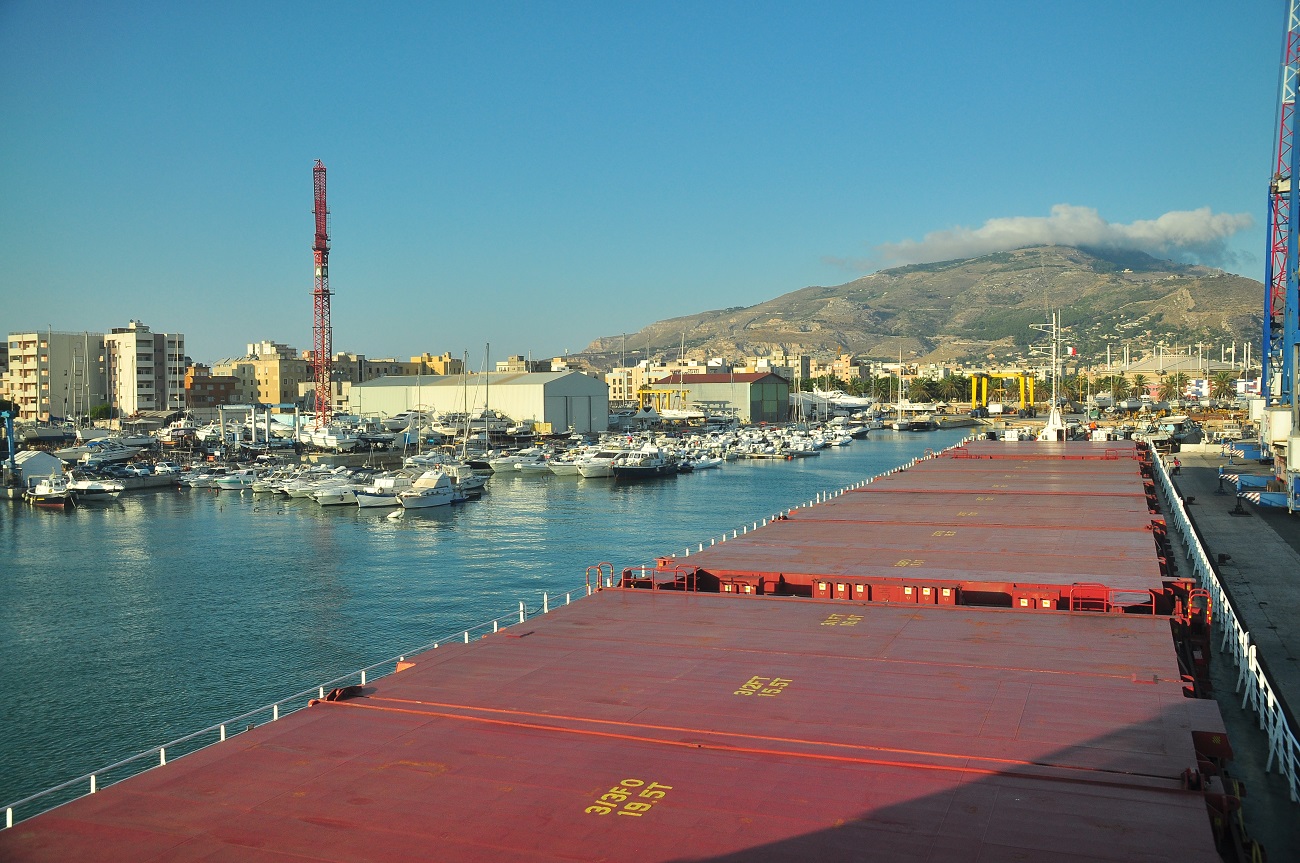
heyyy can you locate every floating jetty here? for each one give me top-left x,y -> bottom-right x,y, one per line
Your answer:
0,440 -> 1273,861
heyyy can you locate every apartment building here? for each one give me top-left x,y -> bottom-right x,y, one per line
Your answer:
411,352 -> 464,376
103,321 -> 186,416
6,330 -> 107,421
184,364 -> 240,408
213,341 -> 309,405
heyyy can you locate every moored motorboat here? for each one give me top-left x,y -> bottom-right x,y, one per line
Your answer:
213,470 -> 259,491
23,474 -> 76,509
612,445 -> 678,480
66,478 -> 125,501
397,470 -> 457,509
356,474 -> 414,508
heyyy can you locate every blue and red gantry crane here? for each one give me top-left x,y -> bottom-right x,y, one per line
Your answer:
1265,1 -> 1300,409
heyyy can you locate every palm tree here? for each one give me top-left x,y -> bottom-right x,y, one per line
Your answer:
906,378 -> 934,403
934,375 -> 962,403
1157,372 -> 1189,402
1058,374 -> 1083,403
870,375 -> 893,401
1095,374 -> 1122,399
1211,371 -> 1237,400
1129,374 -> 1148,399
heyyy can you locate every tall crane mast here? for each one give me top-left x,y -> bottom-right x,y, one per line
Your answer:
1264,1 -> 1300,408
312,160 -> 332,425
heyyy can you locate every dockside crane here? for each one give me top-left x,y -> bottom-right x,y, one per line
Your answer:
1262,1 -> 1300,512
312,160 -> 333,425
1264,2 -> 1300,405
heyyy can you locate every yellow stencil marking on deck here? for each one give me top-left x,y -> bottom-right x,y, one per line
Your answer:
585,779 -> 674,817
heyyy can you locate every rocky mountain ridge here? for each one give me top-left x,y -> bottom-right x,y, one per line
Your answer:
580,245 -> 1261,367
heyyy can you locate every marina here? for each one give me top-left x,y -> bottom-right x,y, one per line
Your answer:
1,436 -> 1291,861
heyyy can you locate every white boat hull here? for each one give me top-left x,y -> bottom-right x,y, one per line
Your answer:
397,488 -> 455,508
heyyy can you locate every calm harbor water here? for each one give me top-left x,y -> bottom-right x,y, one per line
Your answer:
0,430 -> 966,810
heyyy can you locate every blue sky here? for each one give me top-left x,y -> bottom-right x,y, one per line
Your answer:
0,2 -> 1284,366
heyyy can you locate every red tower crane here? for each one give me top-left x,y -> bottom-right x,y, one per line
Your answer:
312,160 -> 332,425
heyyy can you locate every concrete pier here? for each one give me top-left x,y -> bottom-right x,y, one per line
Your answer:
1169,449 -> 1300,855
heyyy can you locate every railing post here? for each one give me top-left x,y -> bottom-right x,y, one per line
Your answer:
566,593 -> 571,605
6,807 -> 11,829
159,748 -> 166,766
519,602 -> 525,623
360,670 -> 366,686
90,774 -> 96,794
543,593 -> 549,614
220,724 -> 226,741
464,630 -> 470,643
273,703 -> 279,721
493,619 -> 499,632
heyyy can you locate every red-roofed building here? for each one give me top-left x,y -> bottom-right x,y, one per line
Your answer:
656,372 -> 790,423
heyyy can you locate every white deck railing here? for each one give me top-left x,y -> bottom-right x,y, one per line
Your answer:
2,585 -> 591,829
1153,451 -> 1300,803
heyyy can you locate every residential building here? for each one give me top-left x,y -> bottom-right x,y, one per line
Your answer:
104,321 -> 186,416
495,354 -> 551,373
184,364 -> 240,408
6,330 -> 107,421
603,360 -> 684,406
213,341 -> 309,406
411,352 -> 464,376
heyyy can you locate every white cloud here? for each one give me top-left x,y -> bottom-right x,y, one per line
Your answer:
873,204 -> 1253,268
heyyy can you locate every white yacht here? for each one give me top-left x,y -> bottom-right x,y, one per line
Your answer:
577,449 -> 631,478
213,470 -> 259,491
66,478 -> 125,501
54,438 -> 141,465
397,471 -> 457,509
487,447 -> 543,472
355,474 -> 414,508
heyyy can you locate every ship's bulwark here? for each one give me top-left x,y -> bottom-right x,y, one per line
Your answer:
0,441 -> 1236,862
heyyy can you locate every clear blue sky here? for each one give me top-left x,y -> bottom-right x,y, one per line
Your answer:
0,2 -> 1284,366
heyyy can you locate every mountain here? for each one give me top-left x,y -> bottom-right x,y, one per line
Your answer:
580,245 -> 1262,367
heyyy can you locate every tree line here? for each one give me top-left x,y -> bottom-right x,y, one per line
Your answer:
800,370 -> 1248,404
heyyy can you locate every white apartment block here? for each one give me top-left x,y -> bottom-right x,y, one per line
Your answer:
104,321 -> 186,416
6,331 -> 107,422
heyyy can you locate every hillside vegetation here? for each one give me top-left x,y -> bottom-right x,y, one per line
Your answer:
581,245 -> 1261,366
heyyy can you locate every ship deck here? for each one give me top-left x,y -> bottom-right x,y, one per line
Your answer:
0,439 -> 1239,862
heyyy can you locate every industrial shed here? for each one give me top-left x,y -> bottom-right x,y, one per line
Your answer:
656,372 -> 790,423
11,450 -> 64,486
349,371 -> 610,434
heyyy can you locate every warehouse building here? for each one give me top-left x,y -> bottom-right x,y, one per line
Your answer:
655,372 -> 789,423
349,371 -> 610,434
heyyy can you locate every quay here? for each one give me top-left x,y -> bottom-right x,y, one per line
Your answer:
1165,446 -> 1300,854
0,439 -> 1292,861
